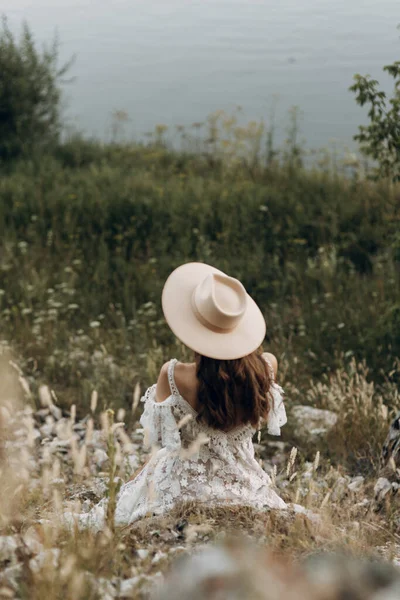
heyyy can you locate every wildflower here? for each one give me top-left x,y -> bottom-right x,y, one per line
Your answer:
270,464 -> 277,486
68,303 -> 79,310
91,390 -> 98,413
90,321 -> 101,328
313,450 -> 320,472
117,408 -> 125,422
286,446 -> 298,477
132,382 -> 141,414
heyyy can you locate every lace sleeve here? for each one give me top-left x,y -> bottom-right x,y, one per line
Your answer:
267,382 -> 287,436
261,355 -> 287,436
139,385 -> 161,449
139,385 -> 182,451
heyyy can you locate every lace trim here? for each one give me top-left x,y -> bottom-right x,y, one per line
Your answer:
267,382 -> 287,436
263,356 -> 275,382
168,358 -> 180,397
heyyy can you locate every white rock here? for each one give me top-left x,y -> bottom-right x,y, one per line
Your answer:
29,548 -> 60,573
348,476 -> 364,492
0,536 -> 18,563
85,574 -> 116,600
2,564 -> 22,589
49,404 -> 62,421
22,528 -> 43,555
152,551 -> 167,565
35,408 -> 50,421
118,577 -> 141,597
137,549 -> 149,560
32,428 -> 41,442
331,476 -> 349,502
40,422 -> 55,438
374,477 -> 393,501
290,405 -> 338,442
93,448 -> 109,468
290,503 -> 321,524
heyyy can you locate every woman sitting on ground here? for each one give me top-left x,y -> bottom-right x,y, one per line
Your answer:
68,262 -> 287,529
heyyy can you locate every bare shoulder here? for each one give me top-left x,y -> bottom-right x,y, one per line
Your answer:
155,361 -> 171,402
262,352 -> 278,378
173,361 -> 198,409
174,361 -> 196,388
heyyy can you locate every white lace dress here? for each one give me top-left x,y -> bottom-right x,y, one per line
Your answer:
66,358 -> 287,530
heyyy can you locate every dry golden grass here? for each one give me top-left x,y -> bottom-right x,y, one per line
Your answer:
0,354 -> 399,599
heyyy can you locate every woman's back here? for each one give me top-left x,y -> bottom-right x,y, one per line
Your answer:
113,357 -> 287,525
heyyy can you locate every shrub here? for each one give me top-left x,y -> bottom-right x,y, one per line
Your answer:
350,59 -> 400,181
0,17 -> 71,162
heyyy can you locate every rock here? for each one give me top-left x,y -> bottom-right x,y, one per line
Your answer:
45,439 -> 71,455
137,549 -> 149,560
93,448 -> 109,468
49,404 -> 62,421
304,552 -> 400,600
35,409 -> 50,422
22,528 -> 42,555
290,503 -> 321,524
348,476 -> 364,492
29,548 -> 60,573
0,564 -> 22,589
153,540 -> 313,600
152,551 -> 167,565
32,429 -> 41,442
85,574 -> 116,600
331,477 -> 350,502
156,540 -> 400,600
0,536 -> 18,564
40,420 -> 55,438
374,477 -> 399,511
118,577 -> 142,597
375,478 -> 393,502
290,405 -> 338,443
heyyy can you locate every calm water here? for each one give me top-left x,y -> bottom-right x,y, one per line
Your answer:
6,0 -> 400,148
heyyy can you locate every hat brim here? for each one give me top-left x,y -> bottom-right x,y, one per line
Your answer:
161,263 -> 266,360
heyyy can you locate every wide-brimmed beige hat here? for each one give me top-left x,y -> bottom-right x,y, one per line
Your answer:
161,262 -> 266,360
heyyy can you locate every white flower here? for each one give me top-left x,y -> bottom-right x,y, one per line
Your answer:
90,321 -> 101,328
68,304 -> 79,310
180,477 -> 188,487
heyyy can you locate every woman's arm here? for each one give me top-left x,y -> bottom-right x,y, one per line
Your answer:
155,362 -> 171,402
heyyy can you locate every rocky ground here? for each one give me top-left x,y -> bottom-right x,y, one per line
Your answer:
1,360 -> 400,599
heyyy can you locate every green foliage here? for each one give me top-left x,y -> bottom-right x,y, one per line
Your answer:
350,60 -> 400,181
0,17 -> 71,161
0,139 -> 399,415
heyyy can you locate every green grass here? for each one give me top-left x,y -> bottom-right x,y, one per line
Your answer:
0,131 -> 399,428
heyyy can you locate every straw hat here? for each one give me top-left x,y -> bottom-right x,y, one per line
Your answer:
161,262 -> 266,360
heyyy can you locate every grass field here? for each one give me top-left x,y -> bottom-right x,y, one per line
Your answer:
1,122 -> 400,598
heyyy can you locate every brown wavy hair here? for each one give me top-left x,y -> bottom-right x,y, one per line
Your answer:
195,350 -> 272,432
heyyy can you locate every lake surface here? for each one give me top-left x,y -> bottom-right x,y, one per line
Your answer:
6,0 -> 400,148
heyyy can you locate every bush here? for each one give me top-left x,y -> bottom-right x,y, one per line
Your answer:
0,17 -> 71,162
350,59 -> 400,181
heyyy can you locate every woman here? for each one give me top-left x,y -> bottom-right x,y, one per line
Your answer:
68,262 -> 287,530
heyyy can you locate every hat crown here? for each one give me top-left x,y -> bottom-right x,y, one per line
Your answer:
192,273 -> 247,332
